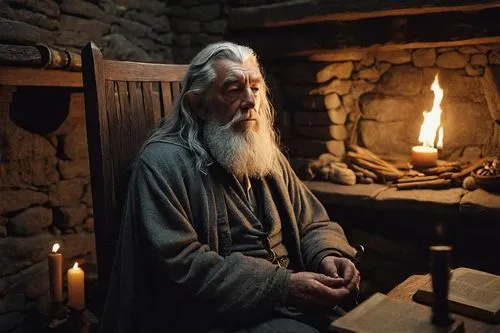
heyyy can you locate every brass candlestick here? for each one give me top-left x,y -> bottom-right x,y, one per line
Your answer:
430,245 -> 453,326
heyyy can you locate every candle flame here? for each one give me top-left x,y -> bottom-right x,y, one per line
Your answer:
52,243 -> 60,253
73,262 -> 79,269
418,74 -> 444,148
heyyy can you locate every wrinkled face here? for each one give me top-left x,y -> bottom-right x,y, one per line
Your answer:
204,58 -> 264,133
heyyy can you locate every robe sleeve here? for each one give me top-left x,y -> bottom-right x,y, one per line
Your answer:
132,143 -> 290,322
278,153 -> 357,271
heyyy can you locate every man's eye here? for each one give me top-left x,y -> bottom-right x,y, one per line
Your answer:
251,87 -> 260,93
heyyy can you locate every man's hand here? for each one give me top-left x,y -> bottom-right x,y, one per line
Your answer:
286,272 -> 350,311
319,256 -> 360,296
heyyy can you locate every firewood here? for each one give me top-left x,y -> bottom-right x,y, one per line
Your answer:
351,164 -> 378,181
418,165 -> 459,175
436,160 -> 461,168
438,172 -> 454,179
396,175 -> 439,183
395,179 -> 452,190
346,152 -> 396,173
406,169 -> 425,177
348,156 -> 404,180
347,149 -> 402,174
451,157 -> 495,180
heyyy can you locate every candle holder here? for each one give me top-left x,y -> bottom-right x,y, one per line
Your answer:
430,245 -> 453,327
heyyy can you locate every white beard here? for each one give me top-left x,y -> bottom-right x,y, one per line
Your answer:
203,110 -> 279,179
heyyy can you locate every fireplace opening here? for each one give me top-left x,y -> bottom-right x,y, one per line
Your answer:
230,1 -> 500,296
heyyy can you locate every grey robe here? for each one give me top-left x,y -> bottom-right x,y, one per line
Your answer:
99,137 -> 356,333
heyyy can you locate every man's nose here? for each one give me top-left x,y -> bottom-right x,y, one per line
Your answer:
240,87 -> 256,110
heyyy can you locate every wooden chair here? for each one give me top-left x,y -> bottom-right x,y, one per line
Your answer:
81,42 -> 189,304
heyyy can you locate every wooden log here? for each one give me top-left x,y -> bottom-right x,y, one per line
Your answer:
397,175 -> 439,183
0,44 -> 41,67
349,145 -> 402,172
352,158 -> 403,180
418,165 -> 459,175
451,157 -> 495,180
351,164 -> 378,181
438,172 -> 454,179
395,179 -> 452,190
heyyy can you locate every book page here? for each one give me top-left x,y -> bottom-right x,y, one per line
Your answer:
448,268 -> 500,312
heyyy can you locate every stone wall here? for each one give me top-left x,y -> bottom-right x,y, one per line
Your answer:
0,86 -> 96,332
0,0 -> 228,64
272,44 -> 500,169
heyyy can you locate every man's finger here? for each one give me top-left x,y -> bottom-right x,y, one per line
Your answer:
314,273 -> 345,288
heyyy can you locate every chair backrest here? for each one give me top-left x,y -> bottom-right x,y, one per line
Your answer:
81,42 -> 189,303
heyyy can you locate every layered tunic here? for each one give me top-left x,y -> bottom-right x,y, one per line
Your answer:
99,137 -> 356,333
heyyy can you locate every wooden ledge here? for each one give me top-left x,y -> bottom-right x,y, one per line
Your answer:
230,0 -> 500,30
307,181 -> 500,219
0,66 -> 83,87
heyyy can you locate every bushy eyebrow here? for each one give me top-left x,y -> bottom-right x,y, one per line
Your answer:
221,72 -> 263,89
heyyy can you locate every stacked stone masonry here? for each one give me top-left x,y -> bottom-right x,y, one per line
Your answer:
274,44 -> 500,169
0,0 -> 229,64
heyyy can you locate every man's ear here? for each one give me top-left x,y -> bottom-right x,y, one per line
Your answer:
185,91 -> 207,120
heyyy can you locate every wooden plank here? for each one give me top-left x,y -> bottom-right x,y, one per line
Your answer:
230,0 -> 500,29
172,81 -> 181,99
81,42 -> 115,303
0,66 -> 83,87
128,81 -> 150,146
142,82 -> 159,127
160,81 -> 173,118
307,37 -> 500,61
103,60 -> 188,82
236,7 -> 500,59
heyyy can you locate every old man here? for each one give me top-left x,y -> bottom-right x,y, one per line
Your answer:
100,41 -> 360,333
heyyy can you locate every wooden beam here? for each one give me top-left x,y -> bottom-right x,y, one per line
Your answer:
230,0 -> 500,29
307,37 -> 500,61
0,66 -> 83,87
103,60 -> 189,82
233,8 -> 500,59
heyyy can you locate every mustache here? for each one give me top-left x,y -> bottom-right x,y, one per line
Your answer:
220,110 -> 258,130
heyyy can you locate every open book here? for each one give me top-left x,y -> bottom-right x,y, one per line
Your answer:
330,293 -> 464,333
413,267 -> 500,323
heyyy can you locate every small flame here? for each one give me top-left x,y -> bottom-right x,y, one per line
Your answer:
73,262 -> 79,270
52,243 -> 60,253
437,127 -> 444,149
418,74 -> 444,148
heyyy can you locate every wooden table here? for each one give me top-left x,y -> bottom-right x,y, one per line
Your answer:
388,274 -> 500,333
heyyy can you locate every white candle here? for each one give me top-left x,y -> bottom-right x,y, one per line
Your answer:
48,243 -> 63,302
411,146 -> 438,168
67,262 -> 85,310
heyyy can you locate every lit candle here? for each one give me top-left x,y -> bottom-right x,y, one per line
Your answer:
48,243 -> 63,302
67,262 -> 85,310
411,146 -> 438,168
412,74 -> 444,168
